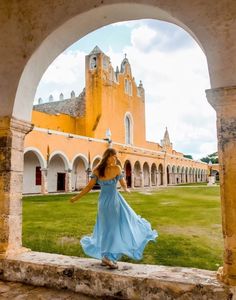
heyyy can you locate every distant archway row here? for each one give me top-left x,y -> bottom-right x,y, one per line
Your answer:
23,148 -> 102,193
23,148 -> 207,194
124,160 -> 207,188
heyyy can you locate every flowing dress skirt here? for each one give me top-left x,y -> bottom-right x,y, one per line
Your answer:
80,175 -> 158,261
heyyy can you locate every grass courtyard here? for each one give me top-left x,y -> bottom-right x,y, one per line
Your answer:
22,185 -> 223,271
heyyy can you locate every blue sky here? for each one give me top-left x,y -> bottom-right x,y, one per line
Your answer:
35,19 -> 217,159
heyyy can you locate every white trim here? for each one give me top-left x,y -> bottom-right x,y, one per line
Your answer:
143,161 -> 150,170
24,147 -> 47,169
71,154 -> 88,169
124,160 -> 132,170
49,151 -> 70,170
91,155 -> 102,169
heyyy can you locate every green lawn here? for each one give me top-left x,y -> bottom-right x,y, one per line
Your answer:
22,185 -> 223,270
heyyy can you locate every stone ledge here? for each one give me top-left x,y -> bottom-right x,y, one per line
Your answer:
0,251 -> 234,299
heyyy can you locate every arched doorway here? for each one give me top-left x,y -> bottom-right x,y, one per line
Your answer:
124,160 -> 132,188
181,167 -> 185,183
167,165 -> 171,185
143,162 -> 150,187
72,155 -> 88,191
158,163 -> 164,186
172,165 -> 176,184
185,167 -> 189,183
151,163 -> 157,186
176,166 -> 181,184
47,152 -> 69,192
133,161 -> 142,187
23,149 -> 46,194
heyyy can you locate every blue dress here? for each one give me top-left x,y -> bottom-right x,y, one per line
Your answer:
80,174 -> 158,261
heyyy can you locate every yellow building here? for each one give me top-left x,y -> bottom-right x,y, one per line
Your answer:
23,46 -> 208,194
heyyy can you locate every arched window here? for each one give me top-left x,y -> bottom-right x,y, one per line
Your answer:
124,112 -> 134,145
124,78 -> 129,94
125,116 -> 131,144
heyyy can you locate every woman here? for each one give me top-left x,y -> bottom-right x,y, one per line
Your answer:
70,148 -> 158,269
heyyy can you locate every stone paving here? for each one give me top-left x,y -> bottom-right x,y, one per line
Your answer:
0,280 -> 98,300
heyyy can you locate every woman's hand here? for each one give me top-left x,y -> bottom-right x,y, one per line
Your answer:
124,188 -> 131,193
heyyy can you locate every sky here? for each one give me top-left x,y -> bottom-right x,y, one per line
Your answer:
35,19 -> 217,160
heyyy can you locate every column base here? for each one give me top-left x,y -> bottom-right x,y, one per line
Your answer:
0,246 -> 31,259
217,266 -> 236,286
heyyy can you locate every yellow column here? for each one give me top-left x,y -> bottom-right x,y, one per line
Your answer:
0,117 -> 33,258
206,86 -> 236,285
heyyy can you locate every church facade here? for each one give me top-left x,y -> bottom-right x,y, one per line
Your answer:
23,46 -> 208,194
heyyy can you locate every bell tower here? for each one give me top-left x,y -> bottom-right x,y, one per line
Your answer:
84,46 -> 104,137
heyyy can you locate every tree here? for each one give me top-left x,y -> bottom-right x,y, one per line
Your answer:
200,152 -> 218,164
183,154 -> 193,159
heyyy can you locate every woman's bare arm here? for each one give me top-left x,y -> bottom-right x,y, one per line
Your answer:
70,178 -> 97,203
119,177 -> 130,192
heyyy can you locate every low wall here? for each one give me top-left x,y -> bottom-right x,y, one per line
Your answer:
0,251 -> 235,299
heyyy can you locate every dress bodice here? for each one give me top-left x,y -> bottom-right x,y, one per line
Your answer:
90,173 -> 124,187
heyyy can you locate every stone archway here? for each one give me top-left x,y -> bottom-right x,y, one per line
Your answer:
0,0 -> 236,288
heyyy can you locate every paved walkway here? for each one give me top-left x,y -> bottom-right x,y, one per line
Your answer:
0,281 -> 99,300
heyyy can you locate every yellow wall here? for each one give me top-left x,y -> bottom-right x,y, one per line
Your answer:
32,111 -> 76,133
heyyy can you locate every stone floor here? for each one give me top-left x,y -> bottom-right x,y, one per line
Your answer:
0,280 -> 100,300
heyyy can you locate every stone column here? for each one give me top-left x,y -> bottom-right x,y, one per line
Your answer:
0,116 -> 33,258
40,168 -> 48,194
206,86 -> 236,286
65,169 -> 72,193
162,152 -> 168,187
131,171 -> 135,189
140,171 -> 144,188
149,172 -> 152,187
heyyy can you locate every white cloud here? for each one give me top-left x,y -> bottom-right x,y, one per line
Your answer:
35,50 -> 86,103
131,25 -> 158,51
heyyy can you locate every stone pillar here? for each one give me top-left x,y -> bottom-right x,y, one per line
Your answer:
206,86 -> 236,285
0,117 -> 33,258
40,168 -> 48,194
140,171 -> 144,188
65,169 -> 72,193
131,171 -> 135,189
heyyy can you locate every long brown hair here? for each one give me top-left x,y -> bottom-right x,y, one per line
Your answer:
95,148 -> 117,177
